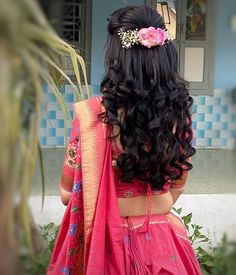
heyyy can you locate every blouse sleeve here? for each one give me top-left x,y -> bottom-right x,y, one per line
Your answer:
60,117 -> 81,192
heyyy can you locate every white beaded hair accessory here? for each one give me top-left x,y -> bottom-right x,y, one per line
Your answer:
117,26 -> 169,49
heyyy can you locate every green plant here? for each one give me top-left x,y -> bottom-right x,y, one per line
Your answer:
40,222 -> 60,253
198,234 -> 236,275
31,222 -> 59,275
19,222 -> 59,275
173,207 -> 236,275
173,207 -> 209,246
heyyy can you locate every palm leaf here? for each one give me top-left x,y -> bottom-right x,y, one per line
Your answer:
38,144 -> 45,210
0,0 -> 91,272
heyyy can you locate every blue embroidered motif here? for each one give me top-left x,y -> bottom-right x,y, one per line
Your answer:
145,232 -> 152,240
72,182 -> 82,193
68,224 -> 78,236
124,235 -> 130,245
60,266 -> 70,275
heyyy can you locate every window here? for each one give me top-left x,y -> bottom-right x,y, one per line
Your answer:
39,0 -> 92,81
146,0 -> 216,95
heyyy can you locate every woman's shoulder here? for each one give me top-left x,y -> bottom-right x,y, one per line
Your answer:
74,96 -> 103,117
74,96 -> 102,107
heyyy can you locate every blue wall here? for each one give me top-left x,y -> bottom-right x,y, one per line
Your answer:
91,0 -> 145,86
214,0 -> 236,90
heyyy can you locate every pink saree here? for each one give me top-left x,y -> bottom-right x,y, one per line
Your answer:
47,97 -> 202,275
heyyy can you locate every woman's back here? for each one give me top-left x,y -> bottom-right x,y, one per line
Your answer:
112,124 -> 179,217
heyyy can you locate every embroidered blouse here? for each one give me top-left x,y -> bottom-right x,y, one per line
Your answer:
60,118 -> 82,193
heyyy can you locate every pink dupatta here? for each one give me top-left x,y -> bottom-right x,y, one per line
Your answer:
76,97 -> 125,274
48,97 -> 125,274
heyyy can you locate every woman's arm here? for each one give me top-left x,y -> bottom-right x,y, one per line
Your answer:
169,173 -> 188,204
169,157 -> 191,204
60,118 -> 80,205
60,188 -> 73,206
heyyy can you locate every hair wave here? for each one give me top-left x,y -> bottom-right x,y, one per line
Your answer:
99,5 -> 196,190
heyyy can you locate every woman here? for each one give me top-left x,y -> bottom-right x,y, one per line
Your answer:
48,5 -> 201,275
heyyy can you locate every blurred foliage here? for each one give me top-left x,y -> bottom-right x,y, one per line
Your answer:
197,235 -> 236,275
174,207 -> 236,275
0,0 -> 90,273
28,222 -> 59,275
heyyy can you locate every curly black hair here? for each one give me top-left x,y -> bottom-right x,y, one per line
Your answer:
99,5 -> 196,190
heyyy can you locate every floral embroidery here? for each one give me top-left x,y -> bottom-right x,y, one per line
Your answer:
68,247 -> 78,256
65,136 -> 79,168
68,224 -> 78,236
71,206 -> 80,213
75,163 -> 81,170
124,191 -> 133,198
78,234 -> 84,244
72,182 -> 82,193
60,266 -> 71,275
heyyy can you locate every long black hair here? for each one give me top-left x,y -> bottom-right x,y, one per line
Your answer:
99,5 -> 196,190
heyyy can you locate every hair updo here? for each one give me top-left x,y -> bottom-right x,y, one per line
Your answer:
99,5 -> 196,190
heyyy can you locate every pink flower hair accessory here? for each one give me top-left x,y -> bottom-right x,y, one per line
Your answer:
138,27 -> 168,48
117,27 -> 168,49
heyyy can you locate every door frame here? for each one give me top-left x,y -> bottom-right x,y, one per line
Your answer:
146,0 -> 216,96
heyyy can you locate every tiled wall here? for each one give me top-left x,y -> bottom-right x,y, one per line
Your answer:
40,85 -> 236,149
192,90 -> 236,148
40,85 -> 73,147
